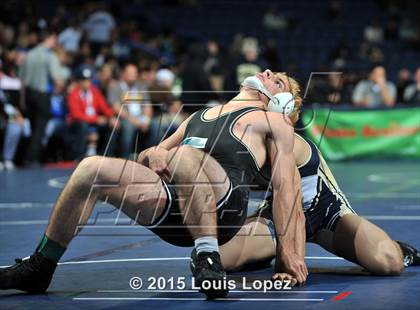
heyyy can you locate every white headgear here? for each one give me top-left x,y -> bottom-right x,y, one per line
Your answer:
241,76 -> 295,115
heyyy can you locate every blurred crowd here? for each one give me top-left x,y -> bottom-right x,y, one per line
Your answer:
0,1 -> 419,169
306,65 -> 420,106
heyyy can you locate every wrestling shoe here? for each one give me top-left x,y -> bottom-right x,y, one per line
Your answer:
396,241 -> 420,267
190,250 -> 229,299
0,253 -> 57,293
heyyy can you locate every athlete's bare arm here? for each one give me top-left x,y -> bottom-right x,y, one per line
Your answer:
269,138 -> 306,261
266,112 -> 308,284
137,114 -> 194,177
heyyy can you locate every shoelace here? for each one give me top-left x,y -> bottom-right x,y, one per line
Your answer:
403,254 -> 413,267
11,256 -> 38,273
196,254 -> 223,272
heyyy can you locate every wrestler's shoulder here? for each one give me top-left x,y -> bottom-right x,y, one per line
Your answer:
244,109 -> 293,132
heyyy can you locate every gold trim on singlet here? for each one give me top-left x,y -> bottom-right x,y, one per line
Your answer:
295,133 -> 312,169
317,154 -> 354,213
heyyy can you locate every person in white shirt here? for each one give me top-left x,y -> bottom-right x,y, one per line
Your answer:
83,6 -> 115,55
0,62 -> 30,170
108,63 -> 153,159
352,65 -> 396,107
403,68 -> 420,104
58,19 -> 82,53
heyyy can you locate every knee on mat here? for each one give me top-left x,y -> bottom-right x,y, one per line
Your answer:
370,246 -> 404,276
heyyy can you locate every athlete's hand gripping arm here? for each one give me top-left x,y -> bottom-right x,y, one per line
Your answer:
267,114 -> 308,285
138,114 -> 193,179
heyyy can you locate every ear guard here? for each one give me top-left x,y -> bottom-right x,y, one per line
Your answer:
241,76 -> 295,115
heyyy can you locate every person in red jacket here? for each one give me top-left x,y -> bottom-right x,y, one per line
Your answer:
67,66 -> 117,158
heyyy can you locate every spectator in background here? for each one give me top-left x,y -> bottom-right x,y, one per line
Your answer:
204,40 -> 222,76
149,68 -> 185,145
19,28 -> 64,165
14,23 -> 38,50
223,37 -> 263,97
352,65 -> 396,107
330,41 -> 352,69
204,40 -> 223,92
225,33 -> 244,64
262,5 -> 289,31
180,43 -> 218,113
203,40 -> 222,75
403,68 -> 420,104
364,20 -> 384,43
0,23 -> 16,47
358,42 -> 384,64
42,81 -> 67,162
307,73 -> 352,104
67,67 -> 116,158
93,63 -> 115,96
366,46 -> 385,64
0,69 -> 28,170
83,4 -> 116,55
58,18 -> 82,54
396,68 -> 412,102
138,62 -> 158,88
399,18 -> 418,43
108,63 -> 153,159
54,46 -> 71,81
0,60 -> 22,91
0,91 -> 7,169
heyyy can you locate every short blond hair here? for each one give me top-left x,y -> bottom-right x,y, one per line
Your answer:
273,72 -> 303,125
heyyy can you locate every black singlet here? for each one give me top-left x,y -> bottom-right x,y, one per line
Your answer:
181,106 -> 262,188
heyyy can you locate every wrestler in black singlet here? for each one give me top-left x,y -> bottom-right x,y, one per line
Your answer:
149,106 -> 262,246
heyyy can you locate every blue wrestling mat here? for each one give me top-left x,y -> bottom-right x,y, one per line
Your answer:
0,160 -> 419,309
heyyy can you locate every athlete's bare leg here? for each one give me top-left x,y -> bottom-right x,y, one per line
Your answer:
166,145 -> 230,239
220,217 -> 275,271
220,213 -> 404,276
313,214 -> 404,276
46,156 -> 168,247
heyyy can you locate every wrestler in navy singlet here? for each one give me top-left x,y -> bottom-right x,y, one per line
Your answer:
256,133 -> 356,240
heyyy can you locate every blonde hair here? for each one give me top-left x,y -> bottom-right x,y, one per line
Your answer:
273,72 -> 303,125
